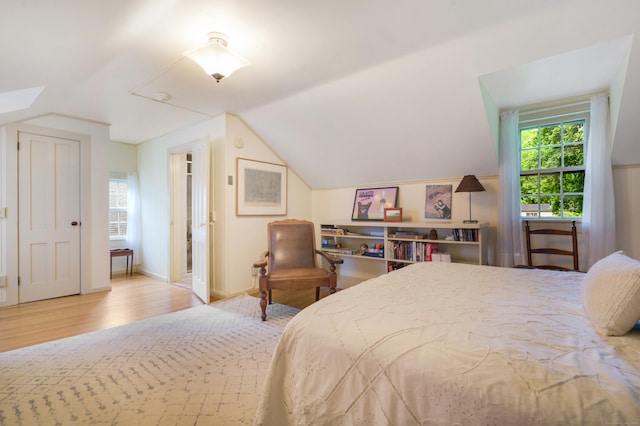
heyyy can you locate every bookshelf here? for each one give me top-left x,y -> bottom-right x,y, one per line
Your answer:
319,221 -> 488,287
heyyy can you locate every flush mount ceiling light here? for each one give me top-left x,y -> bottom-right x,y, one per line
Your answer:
184,32 -> 251,82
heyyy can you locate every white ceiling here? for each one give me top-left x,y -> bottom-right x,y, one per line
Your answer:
1,0 -> 639,188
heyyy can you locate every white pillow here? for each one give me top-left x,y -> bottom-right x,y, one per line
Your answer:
581,250 -> 640,336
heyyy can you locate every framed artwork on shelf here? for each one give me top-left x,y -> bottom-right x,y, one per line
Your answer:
425,184 -> 452,220
351,186 -> 399,221
236,158 -> 287,216
384,208 -> 403,222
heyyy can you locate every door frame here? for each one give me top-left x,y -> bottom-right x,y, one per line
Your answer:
168,152 -> 189,284
167,140 -> 213,303
2,123 -> 92,307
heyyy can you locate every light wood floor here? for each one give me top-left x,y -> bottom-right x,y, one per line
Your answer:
0,273 -> 330,353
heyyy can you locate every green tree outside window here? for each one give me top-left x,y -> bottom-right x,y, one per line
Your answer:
520,120 -> 585,218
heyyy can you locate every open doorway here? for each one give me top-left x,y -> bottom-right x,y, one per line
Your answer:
168,139 -> 212,304
169,152 -> 192,290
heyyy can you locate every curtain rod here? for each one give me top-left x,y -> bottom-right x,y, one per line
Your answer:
519,99 -> 591,117
519,109 -> 589,125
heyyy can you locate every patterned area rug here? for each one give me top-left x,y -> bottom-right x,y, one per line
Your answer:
0,295 -> 298,425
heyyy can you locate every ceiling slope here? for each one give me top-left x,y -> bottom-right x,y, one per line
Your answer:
1,0 -> 639,188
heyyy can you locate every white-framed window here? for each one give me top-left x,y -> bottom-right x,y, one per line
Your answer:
519,107 -> 588,219
109,178 -> 128,240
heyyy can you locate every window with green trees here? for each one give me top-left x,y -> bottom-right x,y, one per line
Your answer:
520,118 -> 586,218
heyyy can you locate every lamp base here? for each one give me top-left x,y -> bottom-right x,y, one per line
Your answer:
463,219 -> 479,224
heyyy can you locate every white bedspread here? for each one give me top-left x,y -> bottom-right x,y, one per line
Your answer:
255,262 -> 640,425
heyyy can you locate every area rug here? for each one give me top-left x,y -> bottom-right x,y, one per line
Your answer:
0,295 -> 299,425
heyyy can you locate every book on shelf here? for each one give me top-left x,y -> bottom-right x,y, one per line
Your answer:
322,244 -> 340,250
322,247 -> 359,255
425,242 -> 438,261
389,241 -> 438,262
394,230 -> 420,236
431,253 -> 451,262
340,248 -> 358,255
320,225 -> 346,235
388,262 -> 409,272
388,233 -> 425,240
364,248 -> 384,258
321,247 -> 342,254
451,228 -> 479,242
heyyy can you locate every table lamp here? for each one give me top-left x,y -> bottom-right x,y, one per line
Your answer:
455,175 -> 485,223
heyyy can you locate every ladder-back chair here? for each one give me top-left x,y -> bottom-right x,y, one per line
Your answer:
525,220 -> 579,271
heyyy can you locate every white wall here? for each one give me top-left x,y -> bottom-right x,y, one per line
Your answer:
312,176 -> 499,279
311,169 -> 640,274
137,118 -> 222,281
109,141 -> 137,176
215,114 -> 311,297
613,164 -> 640,259
109,141 -> 137,273
0,127 -> 10,304
99,125 -> 640,299
137,114 -> 312,298
312,176 -> 498,226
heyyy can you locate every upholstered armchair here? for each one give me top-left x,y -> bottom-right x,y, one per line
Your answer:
253,219 -> 343,321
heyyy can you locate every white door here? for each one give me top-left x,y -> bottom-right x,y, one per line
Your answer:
18,132 -> 81,303
169,153 -> 189,283
190,139 -> 211,303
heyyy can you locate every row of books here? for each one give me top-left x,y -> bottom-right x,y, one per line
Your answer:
388,262 -> 409,272
320,225 -> 346,235
322,247 -> 359,255
389,242 -> 439,262
321,247 -> 384,256
451,228 -> 480,242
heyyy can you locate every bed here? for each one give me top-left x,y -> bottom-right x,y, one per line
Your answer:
255,255 -> 640,425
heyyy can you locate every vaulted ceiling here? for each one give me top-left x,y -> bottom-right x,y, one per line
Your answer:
1,0 -> 639,188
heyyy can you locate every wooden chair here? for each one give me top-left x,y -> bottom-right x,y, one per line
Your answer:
525,220 -> 579,271
253,219 -> 344,320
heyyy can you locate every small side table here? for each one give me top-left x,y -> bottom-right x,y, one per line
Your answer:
110,248 -> 134,278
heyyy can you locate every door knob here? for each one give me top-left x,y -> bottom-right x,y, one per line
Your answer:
71,221 -> 80,226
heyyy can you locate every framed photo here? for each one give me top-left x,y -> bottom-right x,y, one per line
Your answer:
236,158 -> 287,216
425,184 -> 452,220
351,187 -> 399,221
384,208 -> 403,222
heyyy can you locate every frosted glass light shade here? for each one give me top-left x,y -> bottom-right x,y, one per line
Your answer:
184,33 -> 251,82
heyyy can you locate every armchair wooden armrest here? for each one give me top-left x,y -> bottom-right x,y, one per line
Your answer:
253,251 -> 269,269
315,250 -> 344,271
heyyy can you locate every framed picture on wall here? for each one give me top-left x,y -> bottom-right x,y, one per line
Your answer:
384,208 -> 403,222
351,186 -> 399,221
236,158 -> 287,216
425,184 -> 452,220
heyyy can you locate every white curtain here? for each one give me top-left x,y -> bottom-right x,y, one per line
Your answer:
497,111 -> 525,267
126,173 -> 141,266
582,94 -> 616,269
